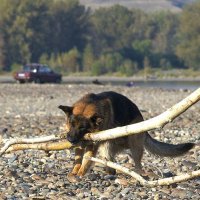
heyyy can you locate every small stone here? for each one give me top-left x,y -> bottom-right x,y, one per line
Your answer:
76,192 -> 85,198
83,182 -> 92,189
40,158 -> 47,164
121,188 -> 132,196
83,191 -> 90,197
48,182 -> 55,189
163,171 -> 174,178
91,187 -> 101,196
30,195 -> 45,199
30,174 -> 43,181
35,179 -> 50,185
70,185 -> 78,190
8,154 -> 18,164
151,188 -> 156,192
20,183 -> 30,194
46,176 -> 56,182
154,194 -> 160,200
137,191 -> 147,197
186,190 -> 195,199
171,189 -> 187,198
123,163 -> 133,168
101,191 -> 112,198
104,175 -> 116,180
56,180 -> 65,187
182,160 -> 197,169
66,191 -> 75,196
106,185 -> 116,192
39,188 -> 50,195
115,178 -> 128,186
115,193 -> 123,198
0,127 -> 8,134
102,180 -> 111,187
88,173 -> 100,181
159,188 -> 171,195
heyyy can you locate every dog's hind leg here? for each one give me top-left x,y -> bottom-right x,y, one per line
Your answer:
77,144 -> 97,177
98,141 -> 118,175
128,134 -> 145,174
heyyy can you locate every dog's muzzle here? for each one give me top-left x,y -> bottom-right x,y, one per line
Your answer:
67,129 -> 86,144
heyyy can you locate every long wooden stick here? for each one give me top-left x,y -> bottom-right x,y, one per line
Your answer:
0,88 -> 199,155
84,88 -> 200,141
89,157 -> 200,186
0,88 -> 199,186
5,140 -> 73,153
0,135 -> 59,156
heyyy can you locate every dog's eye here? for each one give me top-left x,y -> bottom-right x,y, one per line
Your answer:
91,115 -> 97,123
91,115 -> 103,125
69,117 -> 76,127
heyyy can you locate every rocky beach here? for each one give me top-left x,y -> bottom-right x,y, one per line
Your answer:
0,83 -> 199,199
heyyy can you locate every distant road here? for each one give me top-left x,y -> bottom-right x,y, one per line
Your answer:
0,75 -> 200,83
0,75 -> 199,90
0,75 -> 125,84
0,75 -> 14,83
0,75 -> 122,84
0,75 -> 148,84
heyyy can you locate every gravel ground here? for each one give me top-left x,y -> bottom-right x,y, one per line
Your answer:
0,84 -> 199,200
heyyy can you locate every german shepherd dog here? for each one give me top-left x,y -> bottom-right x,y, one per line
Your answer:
59,91 -> 194,178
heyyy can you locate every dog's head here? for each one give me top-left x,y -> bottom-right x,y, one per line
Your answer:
58,101 -> 103,144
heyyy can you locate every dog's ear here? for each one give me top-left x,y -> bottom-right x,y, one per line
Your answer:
58,105 -> 73,116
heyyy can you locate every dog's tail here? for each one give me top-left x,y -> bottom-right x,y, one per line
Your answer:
144,133 -> 195,157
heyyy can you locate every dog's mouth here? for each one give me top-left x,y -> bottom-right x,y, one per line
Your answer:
67,129 -> 87,144
67,137 -> 80,144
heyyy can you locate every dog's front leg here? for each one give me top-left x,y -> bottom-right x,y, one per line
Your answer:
77,144 -> 97,177
67,146 -> 84,182
71,146 -> 84,175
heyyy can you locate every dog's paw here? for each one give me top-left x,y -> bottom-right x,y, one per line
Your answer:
67,173 -> 81,183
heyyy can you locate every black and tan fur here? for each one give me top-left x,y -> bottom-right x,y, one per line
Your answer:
59,91 -> 194,177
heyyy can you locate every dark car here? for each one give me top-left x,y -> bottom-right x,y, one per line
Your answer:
14,63 -> 62,83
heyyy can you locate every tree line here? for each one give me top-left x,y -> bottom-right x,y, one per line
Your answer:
0,0 -> 199,76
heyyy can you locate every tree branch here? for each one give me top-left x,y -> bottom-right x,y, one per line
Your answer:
88,156 -> 200,186
84,87 -> 200,141
5,140 -> 73,153
0,135 -> 60,156
0,88 -> 199,155
0,88 -> 199,186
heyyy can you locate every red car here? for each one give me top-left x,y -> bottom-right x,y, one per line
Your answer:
14,63 -> 62,83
